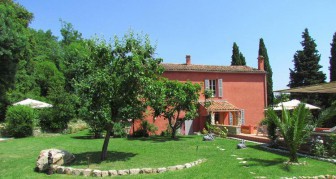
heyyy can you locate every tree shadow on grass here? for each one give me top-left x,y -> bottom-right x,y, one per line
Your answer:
66,151 -> 137,167
244,157 -> 291,172
127,135 -> 194,143
71,135 -> 102,140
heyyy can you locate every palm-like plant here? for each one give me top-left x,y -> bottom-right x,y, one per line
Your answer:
267,103 -> 315,163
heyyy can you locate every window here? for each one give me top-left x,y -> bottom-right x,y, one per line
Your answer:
209,79 -> 216,96
205,79 -> 222,97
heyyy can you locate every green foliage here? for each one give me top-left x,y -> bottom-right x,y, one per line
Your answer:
133,120 -> 158,137
231,42 -> 246,66
317,101 -> 336,127
151,79 -> 201,139
5,105 -> 36,137
289,28 -> 326,107
330,32 -> 336,82
311,141 -> 327,157
0,0 -> 33,120
267,104 -> 315,162
64,119 -> 88,134
60,20 -> 83,46
75,32 -> 164,160
112,122 -> 128,138
259,38 -> 274,105
262,116 -> 278,146
326,134 -> 336,157
39,88 -> 77,132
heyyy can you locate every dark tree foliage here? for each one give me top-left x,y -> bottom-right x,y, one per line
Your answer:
330,32 -> 336,82
231,42 -> 246,66
288,29 -> 326,107
258,38 -> 274,106
0,0 -> 33,120
239,52 -> 246,66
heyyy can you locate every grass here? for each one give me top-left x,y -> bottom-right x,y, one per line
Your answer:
0,130 -> 335,178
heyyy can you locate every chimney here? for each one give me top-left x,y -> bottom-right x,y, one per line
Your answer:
258,55 -> 265,71
186,55 -> 191,65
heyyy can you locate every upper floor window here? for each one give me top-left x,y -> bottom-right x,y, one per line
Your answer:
209,79 -> 216,96
205,79 -> 223,97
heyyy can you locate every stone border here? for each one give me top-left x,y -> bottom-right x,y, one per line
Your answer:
51,159 -> 206,177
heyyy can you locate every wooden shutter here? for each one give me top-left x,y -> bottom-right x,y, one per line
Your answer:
241,109 -> 245,125
229,112 -> 233,125
205,79 -> 209,90
218,79 -> 223,97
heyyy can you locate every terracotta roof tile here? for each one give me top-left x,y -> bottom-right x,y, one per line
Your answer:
161,63 -> 265,73
200,100 -> 240,112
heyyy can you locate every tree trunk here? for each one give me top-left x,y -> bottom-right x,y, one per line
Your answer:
289,148 -> 298,163
171,127 -> 176,139
101,124 -> 112,161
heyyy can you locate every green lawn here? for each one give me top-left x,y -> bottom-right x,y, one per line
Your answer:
0,130 -> 335,178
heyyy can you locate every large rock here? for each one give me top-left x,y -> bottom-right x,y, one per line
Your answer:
36,149 -> 75,172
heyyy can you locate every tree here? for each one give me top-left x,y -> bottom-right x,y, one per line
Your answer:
0,0 -> 33,120
76,33 -> 163,160
330,32 -> 336,82
259,38 -> 274,105
151,79 -> 201,139
267,104 -> 315,163
239,52 -> 246,66
288,29 -> 326,107
231,42 -> 246,66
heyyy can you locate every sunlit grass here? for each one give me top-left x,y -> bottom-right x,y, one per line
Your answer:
0,130 -> 335,178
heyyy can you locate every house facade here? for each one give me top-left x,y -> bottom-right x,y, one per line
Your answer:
134,55 -> 267,135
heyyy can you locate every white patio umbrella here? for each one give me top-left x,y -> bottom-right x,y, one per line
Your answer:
13,98 -> 53,109
272,99 -> 320,111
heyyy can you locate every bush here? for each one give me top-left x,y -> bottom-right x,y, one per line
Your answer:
39,90 -> 77,133
134,120 -> 158,137
64,119 -> 88,134
5,105 -> 36,137
113,121 -> 129,138
213,126 -> 228,138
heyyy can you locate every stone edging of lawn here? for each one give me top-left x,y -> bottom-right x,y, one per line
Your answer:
51,158 -> 206,177
260,144 -> 336,164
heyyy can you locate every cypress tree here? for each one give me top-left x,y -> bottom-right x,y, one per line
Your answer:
239,52 -> 246,66
330,32 -> 336,82
258,38 -> 274,105
231,42 -> 241,65
288,28 -> 326,106
231,42 -> 246,66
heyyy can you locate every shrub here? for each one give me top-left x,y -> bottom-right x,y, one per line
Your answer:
5,105 -> 36,137
64,119 -> 88,134
133,120 -> 158,137
311,140 -> 328,157
113,121 -> 128,138
39,90 -> 77,133
213,126 -> 228,138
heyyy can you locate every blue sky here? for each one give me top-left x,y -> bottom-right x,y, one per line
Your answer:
16,0 -> 336,90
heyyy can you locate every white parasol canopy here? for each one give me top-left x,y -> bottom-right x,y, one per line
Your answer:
273,99 -> 320,111
13,98 -> 53,109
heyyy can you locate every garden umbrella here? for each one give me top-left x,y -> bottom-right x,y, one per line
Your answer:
13,98 -> 53,109
272,99 -> 320,111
